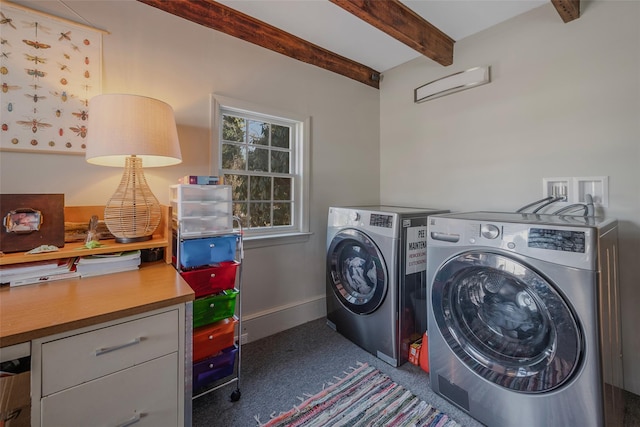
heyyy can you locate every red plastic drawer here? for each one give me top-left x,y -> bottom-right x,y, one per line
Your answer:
193,317 -> 237,362
180,261 -> 239,298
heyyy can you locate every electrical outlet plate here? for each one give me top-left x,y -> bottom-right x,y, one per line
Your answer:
542,176 -> 609,207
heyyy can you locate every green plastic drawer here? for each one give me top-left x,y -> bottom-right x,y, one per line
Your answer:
193,289 -> 239,328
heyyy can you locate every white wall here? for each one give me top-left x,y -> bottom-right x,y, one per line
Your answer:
380,2 -> 640,394
0,1 -> 380,339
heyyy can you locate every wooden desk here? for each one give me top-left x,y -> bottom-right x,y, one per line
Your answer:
0,262 -> 194,347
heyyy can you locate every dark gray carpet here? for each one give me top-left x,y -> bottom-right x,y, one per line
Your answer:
192,317 -> 482,426
192,317 -> 640,427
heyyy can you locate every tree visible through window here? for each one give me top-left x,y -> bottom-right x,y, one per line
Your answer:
220,111 -> 297,232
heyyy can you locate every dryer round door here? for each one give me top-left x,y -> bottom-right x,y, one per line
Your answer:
327,228 -> 388,315
431,251 -> 582,393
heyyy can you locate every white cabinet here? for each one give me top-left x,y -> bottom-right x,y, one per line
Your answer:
31,305 -> 187,427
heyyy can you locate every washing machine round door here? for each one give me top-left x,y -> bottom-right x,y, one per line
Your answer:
327,228 -> 388,315
431,251 -> 582,393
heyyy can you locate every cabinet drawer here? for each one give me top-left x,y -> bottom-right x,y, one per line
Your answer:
41,309 -> 179,396
181,261 -> 239,298
193,317 -> 236,362
179,235 -> 237,268
41,353 -> 178,427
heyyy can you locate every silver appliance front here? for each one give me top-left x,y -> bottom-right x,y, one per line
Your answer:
326,209 -> 398,366
431,251 -> 582,393
426,212 -> 622,427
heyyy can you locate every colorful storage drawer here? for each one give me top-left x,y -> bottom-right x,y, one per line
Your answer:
193,289 -> 239,328
193,317 -> 237,362
179,235 -> 237,268
181,261 -> 239,298
192,345 -> 238,392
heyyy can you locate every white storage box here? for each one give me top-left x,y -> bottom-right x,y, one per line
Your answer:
170,184 -> 231,203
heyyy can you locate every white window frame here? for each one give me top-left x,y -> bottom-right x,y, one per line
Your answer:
211,94 -> 311,245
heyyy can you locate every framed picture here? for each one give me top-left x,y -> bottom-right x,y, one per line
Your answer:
0,194 -> 65,253
0,1 -> 104,155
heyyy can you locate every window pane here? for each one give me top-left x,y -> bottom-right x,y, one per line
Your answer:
273,203 -> 291,226
222,115 -> 245,142
248,147 -> 269,172
271,124 -> 290,149
222,143 -> 246,170
270,150 -> 290,174
250,176 -> 271,201
273,177 -> 291,201
249,202 -> 271,227
232,202 -> 248,228
248,120 -> 268,146
225,174 -> 248,201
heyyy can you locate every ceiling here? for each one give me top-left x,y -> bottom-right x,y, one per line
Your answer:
137,0 -> 580,88
12,0 -> 579,88
215,0 -> 549,73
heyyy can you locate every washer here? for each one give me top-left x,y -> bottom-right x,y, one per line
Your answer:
326,205 -> 448,367
426,212 -> 625,427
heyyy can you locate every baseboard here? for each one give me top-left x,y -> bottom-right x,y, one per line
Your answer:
239,295 -> 326,344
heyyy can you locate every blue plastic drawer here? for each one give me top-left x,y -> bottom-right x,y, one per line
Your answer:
179,235 -> 237,268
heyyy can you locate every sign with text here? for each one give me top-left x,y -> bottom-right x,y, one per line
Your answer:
406,226 -> 427,274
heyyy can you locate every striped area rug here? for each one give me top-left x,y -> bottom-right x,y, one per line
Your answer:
258,363 -> 462,427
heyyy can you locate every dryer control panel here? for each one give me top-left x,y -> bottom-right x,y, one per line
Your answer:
427,215 -> 599,270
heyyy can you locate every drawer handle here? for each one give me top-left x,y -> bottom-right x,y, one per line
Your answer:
95,337 -> 142,356
209,243 -> 215,248
210,273 -> 216,278
117,412 -> 144,427
209,303 -> 215,308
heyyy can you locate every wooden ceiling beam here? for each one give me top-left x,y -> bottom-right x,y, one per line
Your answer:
137,0 -> 381,89
328,0 -> 454,67
551,0 -> 581,23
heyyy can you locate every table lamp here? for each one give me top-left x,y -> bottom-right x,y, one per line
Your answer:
86,94 -> 182,243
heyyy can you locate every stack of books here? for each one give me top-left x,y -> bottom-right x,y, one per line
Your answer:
0,258 -> 79,287
75,250 -> 141,278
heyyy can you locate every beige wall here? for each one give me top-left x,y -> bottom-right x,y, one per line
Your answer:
0,1 -> 380,338
380,2 -> 640,394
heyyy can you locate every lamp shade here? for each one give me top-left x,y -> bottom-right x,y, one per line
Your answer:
86,94 -> 182,166
85,94 -> 182,243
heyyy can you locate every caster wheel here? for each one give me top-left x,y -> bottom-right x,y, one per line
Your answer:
230,389 -> 241,402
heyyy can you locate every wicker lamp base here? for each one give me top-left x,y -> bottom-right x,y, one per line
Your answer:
104,156 -> 161,243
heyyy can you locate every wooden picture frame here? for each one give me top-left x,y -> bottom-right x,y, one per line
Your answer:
0,194 -> 65,253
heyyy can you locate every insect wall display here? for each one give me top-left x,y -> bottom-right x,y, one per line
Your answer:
0,1 -> 103,154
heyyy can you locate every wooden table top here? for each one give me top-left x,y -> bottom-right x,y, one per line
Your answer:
0,262 -> 194,347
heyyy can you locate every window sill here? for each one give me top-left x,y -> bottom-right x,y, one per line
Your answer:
241,231 -> 313,249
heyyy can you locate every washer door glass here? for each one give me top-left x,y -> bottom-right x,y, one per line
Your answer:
327,229 -> 387,315
431,251 -> 582,393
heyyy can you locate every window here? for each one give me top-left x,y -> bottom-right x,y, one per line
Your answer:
212,95 -> 310,239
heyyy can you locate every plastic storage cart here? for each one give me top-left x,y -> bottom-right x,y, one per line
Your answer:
170,184 -> 243,403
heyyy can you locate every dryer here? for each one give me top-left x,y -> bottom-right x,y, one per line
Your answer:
326,205 -> 448,366
426,212 -> 624,427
